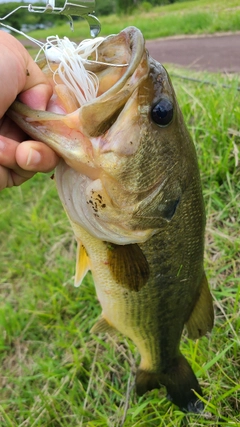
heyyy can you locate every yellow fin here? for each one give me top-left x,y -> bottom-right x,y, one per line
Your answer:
106,243 -> 149,292
186,273 -> 214,339
90,316 -> 116,335
74,241 -> 90,287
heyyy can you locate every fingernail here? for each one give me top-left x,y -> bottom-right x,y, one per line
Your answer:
27,148 -> 42,166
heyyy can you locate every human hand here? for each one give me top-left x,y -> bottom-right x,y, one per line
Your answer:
0,32 -> 60,191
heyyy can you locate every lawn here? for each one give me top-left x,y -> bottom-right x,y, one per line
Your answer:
1,66 -> 239,427
0,0 -> 240,425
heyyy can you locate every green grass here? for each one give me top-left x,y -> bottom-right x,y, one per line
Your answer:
0,65 -> 239,425
20,0 -> 240,46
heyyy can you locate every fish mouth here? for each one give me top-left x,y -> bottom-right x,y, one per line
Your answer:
8,27 -> 149,169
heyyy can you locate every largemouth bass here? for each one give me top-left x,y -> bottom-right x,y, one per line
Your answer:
9,27 -> 214,412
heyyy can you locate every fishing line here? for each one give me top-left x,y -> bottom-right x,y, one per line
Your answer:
171,73 -> 240,92
0,22 -> 45,49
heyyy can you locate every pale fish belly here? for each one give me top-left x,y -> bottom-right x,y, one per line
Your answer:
69,219 -> 162,372
93,260 -> 163,372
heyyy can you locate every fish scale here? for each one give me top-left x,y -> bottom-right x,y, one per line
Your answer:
8,26 -> 214,413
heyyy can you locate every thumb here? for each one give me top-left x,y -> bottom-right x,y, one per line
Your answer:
0,32 -> 52,115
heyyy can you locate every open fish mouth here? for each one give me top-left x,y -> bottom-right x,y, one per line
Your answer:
9,26 -> 150,165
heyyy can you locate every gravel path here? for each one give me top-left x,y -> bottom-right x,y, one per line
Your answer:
146,33 -> 240,73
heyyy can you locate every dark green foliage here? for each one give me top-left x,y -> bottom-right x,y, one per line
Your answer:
95,0 -> 116,16
116,0 -> 139,14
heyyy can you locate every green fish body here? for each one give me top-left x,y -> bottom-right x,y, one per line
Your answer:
9,26 -> 214,412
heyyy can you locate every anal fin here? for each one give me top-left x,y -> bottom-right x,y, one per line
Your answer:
74,240 -> 91,287
186,272 -> 214,339
90,316 -> 116,336
106,243 -> 149,292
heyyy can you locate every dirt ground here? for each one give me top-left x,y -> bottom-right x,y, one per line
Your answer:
146,33 -> 240,73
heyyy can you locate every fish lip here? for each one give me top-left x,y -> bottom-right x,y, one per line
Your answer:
96,26 -> 146,102
78,26 -> 146,111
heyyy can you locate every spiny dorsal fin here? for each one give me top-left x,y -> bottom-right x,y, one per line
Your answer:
90,316 -> 116,336
74,240 -> 91,287
106,243 -> 149,292
186,273 -> 214,339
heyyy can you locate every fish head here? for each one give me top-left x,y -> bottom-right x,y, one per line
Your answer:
9,26 -> 194,244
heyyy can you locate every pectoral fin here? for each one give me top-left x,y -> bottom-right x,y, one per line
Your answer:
106,243 -> 149,292
186,273 -> 214,339
74,241 -> 91,287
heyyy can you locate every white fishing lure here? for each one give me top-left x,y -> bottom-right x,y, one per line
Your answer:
43,36 -> 105,105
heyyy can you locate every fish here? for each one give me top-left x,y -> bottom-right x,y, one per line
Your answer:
8,26 -> 214,413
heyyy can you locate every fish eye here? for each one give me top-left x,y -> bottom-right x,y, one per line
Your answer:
151,98 -> 173,127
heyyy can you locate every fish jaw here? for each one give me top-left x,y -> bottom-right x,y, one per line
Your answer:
8,26 -> 149,171
8,102 -> 97,174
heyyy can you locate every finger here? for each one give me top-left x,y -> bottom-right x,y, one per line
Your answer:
0,33 -> 52,116
0,116 -> 27,142
16,140 -> 60,173
0,136 -> 35,178
0,165 -> 35,191
0,165 -> 13,190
